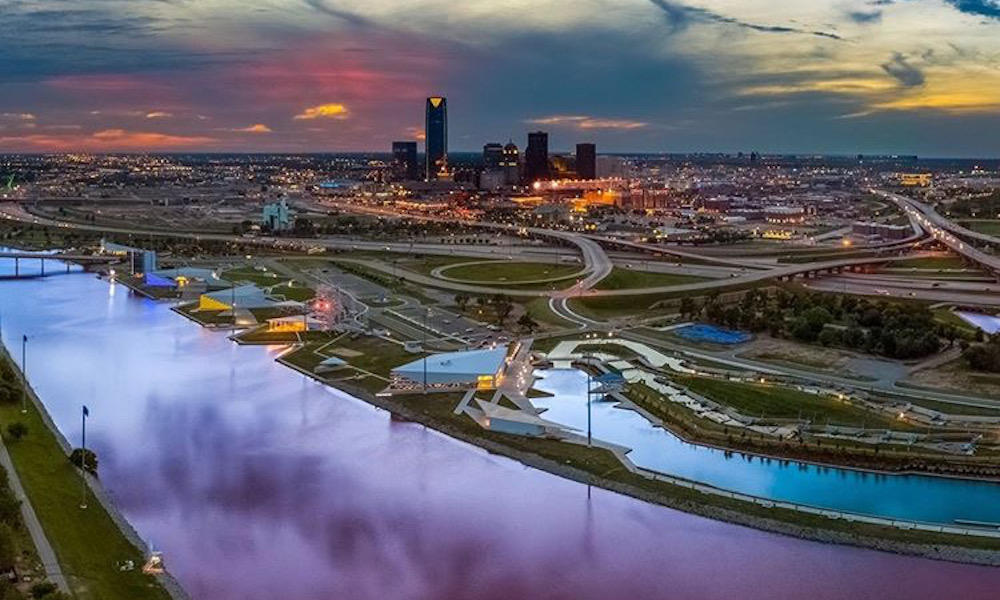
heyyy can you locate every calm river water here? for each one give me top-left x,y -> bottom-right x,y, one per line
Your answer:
1,263 -> 1000,599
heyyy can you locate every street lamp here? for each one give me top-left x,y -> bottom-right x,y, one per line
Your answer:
20,334 -> 27,414
583,351 -> 593,447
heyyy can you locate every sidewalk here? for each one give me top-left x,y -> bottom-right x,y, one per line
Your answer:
0,436 -> 69,593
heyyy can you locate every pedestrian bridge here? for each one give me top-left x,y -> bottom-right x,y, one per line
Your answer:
0,251 -> 117,278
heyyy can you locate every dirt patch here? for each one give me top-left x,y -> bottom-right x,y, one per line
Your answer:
740,337 -> 852,370
329,347 -> 363,358
906,359 -> 1000,398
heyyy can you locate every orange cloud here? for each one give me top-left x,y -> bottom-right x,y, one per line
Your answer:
0,129 -> 217,151
145,111 -> 173,119
527,115 -> 648,130
232,124 -> 273,133
405,126 -> 426,141
293,103 -> 349,120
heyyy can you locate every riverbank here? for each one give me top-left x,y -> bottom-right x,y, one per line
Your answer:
627,383 -> 1000,481
0,345 -> 183,600
276,347 -> 1000,566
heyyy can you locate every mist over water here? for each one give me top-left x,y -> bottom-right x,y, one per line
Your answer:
1,268 -> 999,599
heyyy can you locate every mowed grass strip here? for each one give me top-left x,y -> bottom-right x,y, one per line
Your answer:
594,268 -> 710,291
0,383 -> 170,600
442,261 -> 582,283
893,255 -> 968,270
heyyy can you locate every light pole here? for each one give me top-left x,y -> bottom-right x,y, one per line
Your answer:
79,405 -> 89,509
584,351 -> 592,447
422,306 -> 429,395
20,335 -> 27,414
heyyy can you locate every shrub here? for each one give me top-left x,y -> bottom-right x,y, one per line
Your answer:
4,423 -> 26,442
70,448 -> 98,474
0,523 -> 16,573
29,582 -> 57,599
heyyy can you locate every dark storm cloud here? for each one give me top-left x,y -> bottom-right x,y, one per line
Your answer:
0,1 -> 260,81
301,0 -> 372,27
944,0 -> 1000,18
646,0 -> 844,40
847,10 -> 883,23
881,53 -> 925,87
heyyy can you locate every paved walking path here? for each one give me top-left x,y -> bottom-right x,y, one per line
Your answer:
0,437 -> 70,593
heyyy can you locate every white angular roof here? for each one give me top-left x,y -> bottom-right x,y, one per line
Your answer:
393,346 -> 507,379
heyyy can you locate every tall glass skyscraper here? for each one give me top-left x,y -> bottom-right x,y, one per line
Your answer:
392,141 -> 419,181
525,131 -> 550,184
425,96 -> 448,180
576,143 -> 596,180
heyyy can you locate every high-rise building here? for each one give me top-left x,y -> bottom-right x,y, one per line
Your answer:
392,141 -> 419,181
483,143 -> 504,169
524,131 -> 549,184
501,141 -> 520,186
576,143 -> 596,180
425,96 -> 448,180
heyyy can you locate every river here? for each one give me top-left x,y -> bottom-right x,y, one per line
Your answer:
1,264 -> 999,599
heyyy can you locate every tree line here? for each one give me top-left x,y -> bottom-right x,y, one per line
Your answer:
680,289 -> 947,359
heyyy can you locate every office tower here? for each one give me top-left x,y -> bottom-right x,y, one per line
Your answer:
392,141 -> 419,181
524,131 -> 550,184
483,143 -> 504,168
501,141 -> 520,186
576,143 -> 596,180
425,96 -> 448,180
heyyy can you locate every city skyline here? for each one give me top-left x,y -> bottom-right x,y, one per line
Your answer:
1,1 -> 1000,156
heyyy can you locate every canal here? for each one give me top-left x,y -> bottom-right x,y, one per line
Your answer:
1,265 -> 1000,599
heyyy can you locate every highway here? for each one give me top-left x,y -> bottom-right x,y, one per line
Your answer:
879,190 -> 1000,276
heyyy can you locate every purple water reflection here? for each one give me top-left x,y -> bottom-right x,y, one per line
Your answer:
1,272 -> 999,599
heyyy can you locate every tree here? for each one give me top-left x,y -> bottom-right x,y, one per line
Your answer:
30,582 -> 58,599
679,297 -> 696,319
818,328 -> 840,347
70,448 -> 98,474
517,314 -> 538,334
493,294 -> 513,325
0,523 -> 15,573
454,293 -> 470,312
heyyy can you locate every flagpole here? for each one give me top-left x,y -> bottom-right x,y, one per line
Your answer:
79,406 -> 88,510
20,335 -> 27,414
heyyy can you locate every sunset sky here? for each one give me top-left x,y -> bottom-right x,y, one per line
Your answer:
2,0 -> 1000,155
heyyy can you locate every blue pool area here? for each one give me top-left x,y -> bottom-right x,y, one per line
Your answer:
674,323 -> 752,345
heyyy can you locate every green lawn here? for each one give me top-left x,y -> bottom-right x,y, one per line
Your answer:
959,220 -> 1000,236
441,261 -> 581,283
221,267 -> 286,287
0,369 -> 169,599
235,328 -> 338,345
524,298 -> 575,328
594,268 -> 710,291
672,375 -> 899,427
893,255 -> 967,270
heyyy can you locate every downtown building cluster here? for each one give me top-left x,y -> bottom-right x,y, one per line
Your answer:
390,96 -> 601,190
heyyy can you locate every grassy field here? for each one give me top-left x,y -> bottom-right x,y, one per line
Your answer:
932,308 -> 979,336
282,335 -> 424,394
959,220 -> 1000,236
441,261 -> 581,283
0,365 -> 169,599
673,375 -> 899,427
222,269 -> 315,302
893,255 -> 967,270
594,268 -> 710,291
